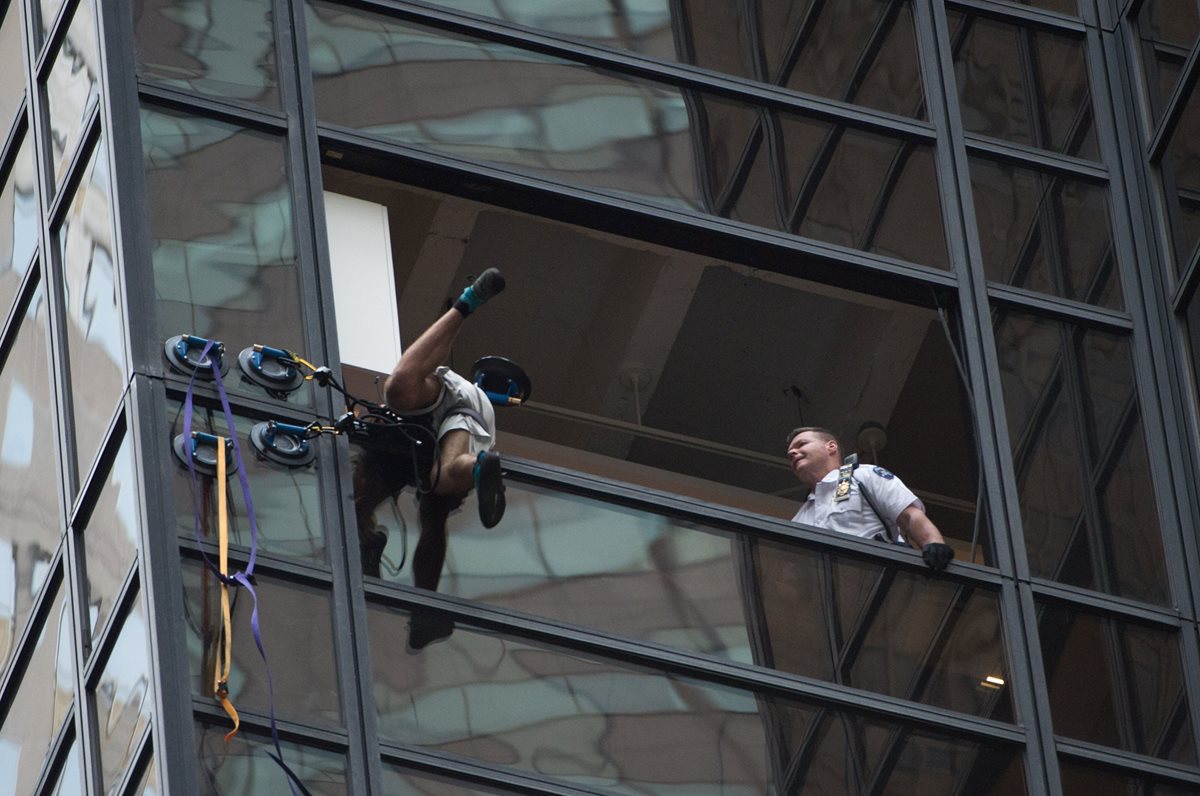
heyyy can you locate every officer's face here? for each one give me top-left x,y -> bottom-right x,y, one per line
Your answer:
787,432 -> 839,487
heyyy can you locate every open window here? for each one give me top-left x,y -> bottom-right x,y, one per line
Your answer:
321,165 -> 987,563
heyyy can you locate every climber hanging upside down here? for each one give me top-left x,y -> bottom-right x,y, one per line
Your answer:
352,268 -> 510,649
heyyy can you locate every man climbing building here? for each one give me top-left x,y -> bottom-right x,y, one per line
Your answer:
354,267 -> 508,649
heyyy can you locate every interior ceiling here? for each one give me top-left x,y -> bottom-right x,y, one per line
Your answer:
322,167 -> 977,513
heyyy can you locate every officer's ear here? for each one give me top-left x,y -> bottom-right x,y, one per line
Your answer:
826,438 -> 840,458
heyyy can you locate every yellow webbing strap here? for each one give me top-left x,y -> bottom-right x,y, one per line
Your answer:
290,353 -> 320,378
214,436 -> 240,741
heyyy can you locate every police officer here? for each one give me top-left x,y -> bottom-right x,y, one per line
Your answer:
786,427 -> 955,571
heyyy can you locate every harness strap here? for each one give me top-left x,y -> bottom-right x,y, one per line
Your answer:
214,436 -> 240,740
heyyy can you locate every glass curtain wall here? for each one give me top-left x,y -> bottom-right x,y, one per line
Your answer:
47,0 -> 1200,794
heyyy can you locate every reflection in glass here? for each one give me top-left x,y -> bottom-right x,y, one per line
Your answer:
422,0 -> 926,119
362,480 -> 1010,719
38,0 -> 68,48
0,283 -> 61,676
1039,603 -> 1194,763
166,399 -> 325,561
971,157 -> 1121,308
196,722 -> 346,794
370,606 -> 1024,793
140,106 -> 303,368
93,597 -> 152,794
1159,78 -> 1200,275
1135,1 -> 1199,127
81,437 -> 140,647
995,312 -> 1169,603
57,136 -> 125,479
305,1 -> 948,268
0,2 -> 24,135
131,759 -> 159,796
181,560 -> 342,727
948,11 -> 1095,159
134,0 -> 280,108
1059,760 -> 1196,796
49,740 -> 85,796
0,135 -> 38,324
381,763 -> 513,795
44,0 -> 99,193
0,586 -> 75,796
326,174 -> 979,553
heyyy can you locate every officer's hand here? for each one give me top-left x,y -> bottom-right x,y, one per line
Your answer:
922,542 -> 955,572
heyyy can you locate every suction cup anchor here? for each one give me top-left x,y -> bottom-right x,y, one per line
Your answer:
238,344 -> 304,394
250,421 -> 316,468
165,335 -> 227,379
173,431 -> 238,477
471,356 -> 532,407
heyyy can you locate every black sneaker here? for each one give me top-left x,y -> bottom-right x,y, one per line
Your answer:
475,450 -> 506,529
455,268 -> 506,314
406,612 -> 455,653
360,526 -> 388,579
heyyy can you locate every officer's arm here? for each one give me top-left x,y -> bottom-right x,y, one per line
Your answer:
897,506 -> 954,571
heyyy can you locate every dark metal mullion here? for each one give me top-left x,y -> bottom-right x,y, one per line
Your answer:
785,0 -> 903,231
1055,735 -> 1200,787
681,87 -> 719,214
986,283 -> 1133,330
0,545 -> 65,715
713,118 -> 764,217
1171,239 -> 1200,313
0,94 -> 26,176
1014,14 -> 1052,153
920,0 -> 1060,789
859,141 -> 916,251
777,707 -> 834,795
1148,691 -> 1192,762
833,570 -> 895,683
771,0 -> 827,87
31,716 -> 76,796
947,0 -> 1087,32
273,5 -> 372,793
1146,35 -> 1200,161
381,742 -> 612,796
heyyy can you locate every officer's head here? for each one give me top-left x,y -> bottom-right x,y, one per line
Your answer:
786,427 -> 842,488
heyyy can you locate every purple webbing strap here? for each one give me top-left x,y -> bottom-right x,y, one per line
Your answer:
181,340 -> 307,796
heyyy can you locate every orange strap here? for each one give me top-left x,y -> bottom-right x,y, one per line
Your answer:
214,436 -> 240,741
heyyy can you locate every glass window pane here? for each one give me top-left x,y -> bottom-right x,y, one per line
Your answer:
0,585 -> 75,796
181,561 -> 342,727
0,135 -> 38,324
131,758 -> 159,796
0,2 -> 25,136
134,0 -> 280,109
995,312 -> 1170,603
421,0 -> 927,119
0,283 -> 61,676
381,762 -> 517,795
361,480 -> 1011,720
1039,602 -> 1194,763
1059,760 -> 1197,795
49,740 -> 85,796
948,12 -> 1095,159
93,597 -> 153,795
57,135 -> 125,478
196,722 -> 345,794
44,0 -> 99,195
140,106 -> 307,402
369,604 -> 1024,793
81,436 -> 140,648
327,174 -> 981,560
971,157 -> 1121,308
1009,0 -> 1075,14
305,1 -> 948,269
166,399 -> 326,562
38,0 -> 68,48
1136,1 -> 1199,127
1158,78 -> 1200,275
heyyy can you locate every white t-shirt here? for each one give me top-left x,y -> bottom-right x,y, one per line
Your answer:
791,464 -> 924,543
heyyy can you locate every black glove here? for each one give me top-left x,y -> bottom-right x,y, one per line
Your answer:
922,542 -> 955,572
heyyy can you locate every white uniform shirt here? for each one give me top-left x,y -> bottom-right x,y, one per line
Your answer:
791,464 -> 924,542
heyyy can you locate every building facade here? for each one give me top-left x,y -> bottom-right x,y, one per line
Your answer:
1,0 -> 1200,793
